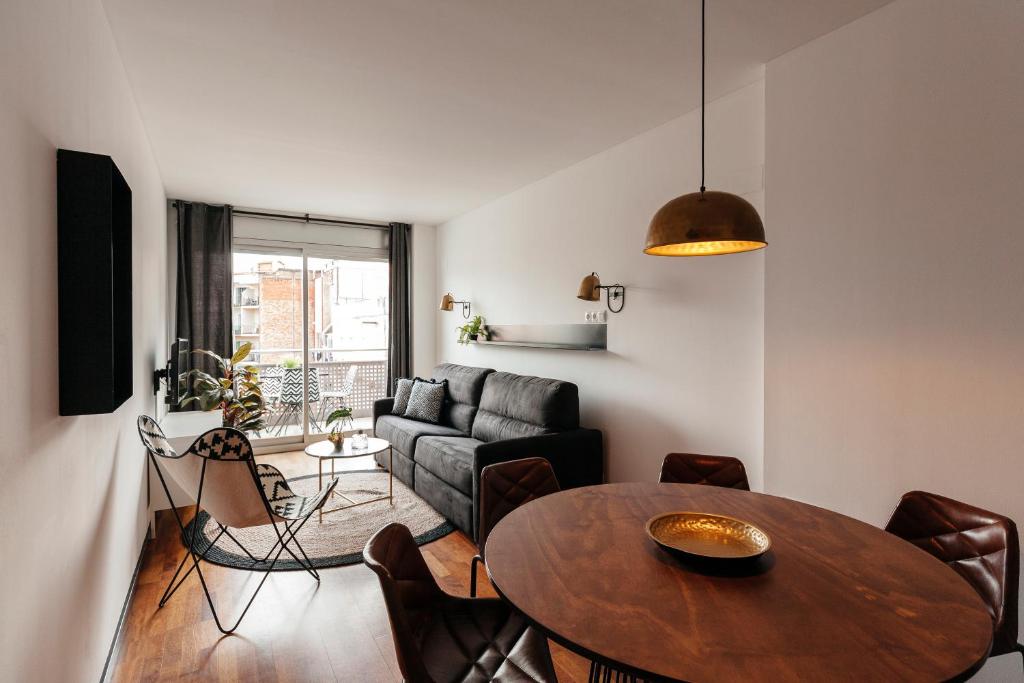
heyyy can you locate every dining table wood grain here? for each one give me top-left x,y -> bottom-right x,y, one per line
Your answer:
484,483 -> 993,682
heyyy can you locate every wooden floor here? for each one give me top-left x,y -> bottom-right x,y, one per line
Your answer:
109,450 -> 590,682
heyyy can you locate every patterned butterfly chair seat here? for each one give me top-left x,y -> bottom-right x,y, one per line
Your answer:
136,414 -> 339,635
257,464 -> 334,520
138,416 -> 337,529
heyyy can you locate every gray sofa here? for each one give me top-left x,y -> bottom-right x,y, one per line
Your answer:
372,363 -> 604,539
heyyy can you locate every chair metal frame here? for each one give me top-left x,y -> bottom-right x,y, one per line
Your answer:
138,416 -> 337,635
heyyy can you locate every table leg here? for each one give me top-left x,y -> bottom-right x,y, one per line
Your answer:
389,447 -> 393,505
318,458 -> 323,523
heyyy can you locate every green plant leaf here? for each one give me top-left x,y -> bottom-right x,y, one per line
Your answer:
192,349 -> 227,372
325,407 -> 353,427
230,342 -> 252,366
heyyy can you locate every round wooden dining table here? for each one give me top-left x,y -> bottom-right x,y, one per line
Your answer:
484,483 -> 993,682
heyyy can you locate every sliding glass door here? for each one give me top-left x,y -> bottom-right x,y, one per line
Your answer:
231,244 -> 388,449
305,254 -> 389,436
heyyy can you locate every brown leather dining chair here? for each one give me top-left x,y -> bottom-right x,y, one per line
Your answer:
886,490 -> 1024,671
363,522 -> 557,683
659,452 -> 750,490
472,457 -> 561,597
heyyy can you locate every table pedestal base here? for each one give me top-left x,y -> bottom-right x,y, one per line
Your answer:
589,661 -> 646,683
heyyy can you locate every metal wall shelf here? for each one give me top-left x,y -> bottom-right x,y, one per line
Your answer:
469,324 -> 607,351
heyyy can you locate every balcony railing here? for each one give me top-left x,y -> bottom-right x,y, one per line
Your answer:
242,348 -> 388,427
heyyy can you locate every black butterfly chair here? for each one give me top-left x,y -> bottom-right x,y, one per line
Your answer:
137,415 -> 338,634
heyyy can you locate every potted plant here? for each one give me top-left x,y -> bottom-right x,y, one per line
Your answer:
325,407 -> 354,449
180,342 -> 266,432
457,315 -> 488,344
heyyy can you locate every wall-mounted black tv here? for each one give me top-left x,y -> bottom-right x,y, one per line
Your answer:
164,338 -> 190,405
57,149 -> 133,415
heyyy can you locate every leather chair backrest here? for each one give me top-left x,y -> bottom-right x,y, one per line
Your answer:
479,458 -> 561,554
885,490 -> 1020,656
363,523 -> 443,683
137,417 -> 271,529
432,363 -> 494,433
472,372 -> 580,443
659,453 -> 750,490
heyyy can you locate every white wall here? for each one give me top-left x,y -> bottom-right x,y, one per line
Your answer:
437,81 -> 765,486
765,1 -> 1023,679
0,0 -> 167,681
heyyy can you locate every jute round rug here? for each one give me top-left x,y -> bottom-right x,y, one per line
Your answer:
182,469 -> 454,570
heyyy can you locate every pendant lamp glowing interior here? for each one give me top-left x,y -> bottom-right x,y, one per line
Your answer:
644,0 -> 766,257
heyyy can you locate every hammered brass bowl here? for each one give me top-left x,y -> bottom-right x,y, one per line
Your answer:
646,511 -> 771,560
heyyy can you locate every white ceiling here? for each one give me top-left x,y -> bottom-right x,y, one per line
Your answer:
102,0 -> 890,225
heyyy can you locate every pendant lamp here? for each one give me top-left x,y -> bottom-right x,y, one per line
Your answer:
644,0 -> 765,256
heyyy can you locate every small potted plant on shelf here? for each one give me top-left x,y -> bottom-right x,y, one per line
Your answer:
180,341 -> 266,432
457,315 -> 489,344
325,406 -> 354,449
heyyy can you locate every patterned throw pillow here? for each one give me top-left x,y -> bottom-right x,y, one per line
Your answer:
404,379 -> 447,424
392,378 -> 415,415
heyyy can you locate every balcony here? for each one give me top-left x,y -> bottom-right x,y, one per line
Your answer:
245,348 -> 387,438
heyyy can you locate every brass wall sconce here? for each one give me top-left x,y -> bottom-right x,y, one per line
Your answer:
440,292 -> 472,319
577,273 -> 625,313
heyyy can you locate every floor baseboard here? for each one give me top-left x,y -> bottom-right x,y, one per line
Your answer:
98,532 -> 149,683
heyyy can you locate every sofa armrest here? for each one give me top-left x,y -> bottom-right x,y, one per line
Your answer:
372,398 -> 395,428
475,429 -> 603,485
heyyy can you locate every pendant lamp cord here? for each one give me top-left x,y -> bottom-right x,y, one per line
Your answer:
700,0 -> 706,195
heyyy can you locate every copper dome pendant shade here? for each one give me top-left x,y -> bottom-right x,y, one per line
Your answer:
644,0 -> 766,257
645,191 -> 765,256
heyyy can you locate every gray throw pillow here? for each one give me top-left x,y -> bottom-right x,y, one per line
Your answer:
404,380 -> 446,424
392,378 -> 414,415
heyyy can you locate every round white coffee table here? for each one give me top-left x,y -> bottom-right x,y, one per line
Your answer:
304,437 -> 393,521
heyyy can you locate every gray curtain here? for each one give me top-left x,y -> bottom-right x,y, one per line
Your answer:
175,201 -> 233,410
387,222 -> 412,392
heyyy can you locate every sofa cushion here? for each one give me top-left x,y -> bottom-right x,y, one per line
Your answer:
432,363 -> 494,433
472,372 -> 580,443
391,378 -> 415,415
374,414 -> 464,456
415,436 -> 483,496
404,379 -> 447,423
